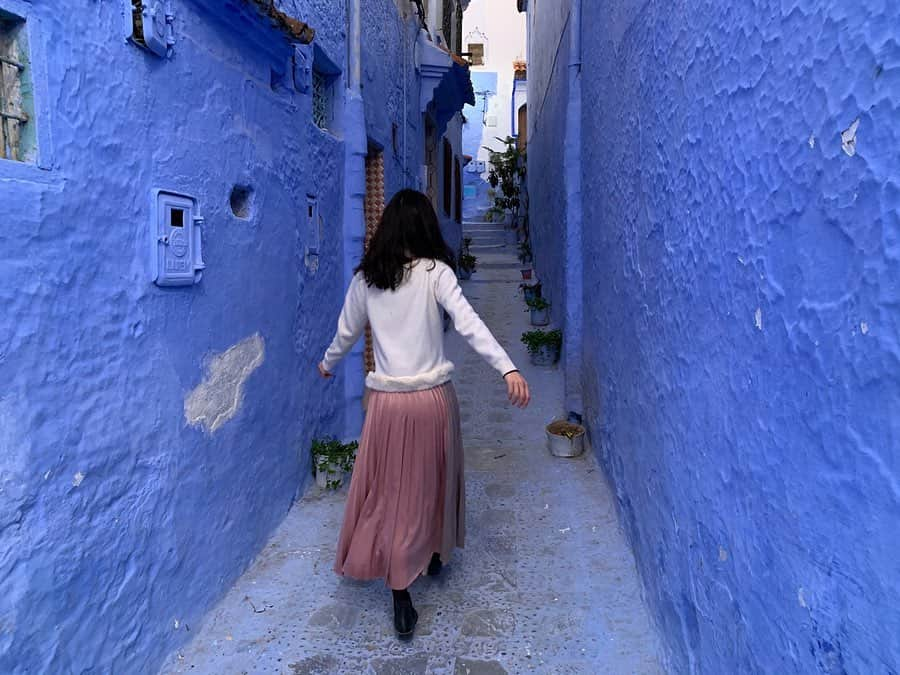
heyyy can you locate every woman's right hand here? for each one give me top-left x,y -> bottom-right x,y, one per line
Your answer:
504,371 -> 530,408
318,362 -> 333,379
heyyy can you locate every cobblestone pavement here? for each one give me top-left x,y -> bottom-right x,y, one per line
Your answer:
161,240 -> 664,675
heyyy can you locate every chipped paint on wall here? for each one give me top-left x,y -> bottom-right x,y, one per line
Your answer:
185,334 -> 266,434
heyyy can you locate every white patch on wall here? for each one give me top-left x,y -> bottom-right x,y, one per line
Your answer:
860,322 -> 870,335
808,133 -> 815,149
798,587 -> 808,608
841,118 -> 860,157
184,334 -> 266,434
754,308 -> 763,331
72,472 -> 85,487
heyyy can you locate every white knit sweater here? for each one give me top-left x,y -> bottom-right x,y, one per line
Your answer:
321,260 -> 517,392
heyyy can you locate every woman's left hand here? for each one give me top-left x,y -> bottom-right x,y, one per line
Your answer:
504,371 -> 530,408
318,363 -> 333,379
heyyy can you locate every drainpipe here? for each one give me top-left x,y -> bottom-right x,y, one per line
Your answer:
342,0 -> 368,439
563,0 -> 584,422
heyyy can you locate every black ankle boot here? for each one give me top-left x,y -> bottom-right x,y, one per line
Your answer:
392,590 -> 418,638
427,552 -> 442,576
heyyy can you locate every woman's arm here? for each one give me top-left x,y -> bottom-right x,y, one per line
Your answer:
321,274 -> 368,374
433,263 -> 517,377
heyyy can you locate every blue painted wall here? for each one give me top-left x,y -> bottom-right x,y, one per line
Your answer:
0,0 -> 429,671
525,2 -> 569,344
529,1 -> 900,672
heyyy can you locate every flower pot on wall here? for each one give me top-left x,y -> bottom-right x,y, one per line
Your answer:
546,420 -> 586,458
458,268 -> 473,280
530,308 -> 550,326
521,268 -> 533,280
523,285 -> 539,303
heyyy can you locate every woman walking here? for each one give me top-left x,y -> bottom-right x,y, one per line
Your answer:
318,189 -> 530,639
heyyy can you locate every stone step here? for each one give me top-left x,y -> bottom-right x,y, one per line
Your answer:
465,235 -> 507,246
463,221 -> 507,232
470,243 -> 507,253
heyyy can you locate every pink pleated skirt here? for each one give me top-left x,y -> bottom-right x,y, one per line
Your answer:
333,381 -> 465,590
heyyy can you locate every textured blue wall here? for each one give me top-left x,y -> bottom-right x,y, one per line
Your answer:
0,0 -> 383,671
525,2 -> 569,331
530,0 -> 900,672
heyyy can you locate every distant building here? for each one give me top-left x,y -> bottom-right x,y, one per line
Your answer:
460,0 -> 527,218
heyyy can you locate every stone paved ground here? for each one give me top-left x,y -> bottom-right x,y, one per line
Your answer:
160,236 -> 663,675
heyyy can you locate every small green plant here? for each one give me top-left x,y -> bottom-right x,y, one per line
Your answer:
525,296 -> 550,311
485,205 -> 504,223
520,328 -> 562,355
485,137 -> 527,237
459,252 -> 478,272
518,240 -> 532,262
311,437 -> 358,489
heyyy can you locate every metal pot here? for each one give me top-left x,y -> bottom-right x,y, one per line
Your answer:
530,308 -> 550,326
523,286 -> 538,303
315,462 -> 344,489
546,420 -> 585,458
530,344 -> 559,366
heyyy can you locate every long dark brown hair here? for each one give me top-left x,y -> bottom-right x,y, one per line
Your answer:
356,189 -> 456,290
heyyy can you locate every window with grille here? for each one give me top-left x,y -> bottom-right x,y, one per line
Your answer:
312,69 -> 333,131
0,10 -> 33,163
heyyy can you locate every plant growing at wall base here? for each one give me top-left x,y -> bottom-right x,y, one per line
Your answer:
311,437 -> 358,489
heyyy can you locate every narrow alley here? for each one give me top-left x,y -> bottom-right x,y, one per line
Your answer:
5,0 -> 898,672
161,228 -> 662,674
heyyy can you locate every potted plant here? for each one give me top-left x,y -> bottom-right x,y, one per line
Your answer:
311,437 -> 359,489
521,266 -> 533,281
485,137 -> 528,244
518,240 -> 533,265
521,281 -> 541,304
521,328 -> 562,366
458,252 -> 477,280
526,296 -> 550,326
546,420 -> 586,458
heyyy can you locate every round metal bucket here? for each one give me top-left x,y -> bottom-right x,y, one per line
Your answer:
546,420 -> 586,458
530,345 -> 559,366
